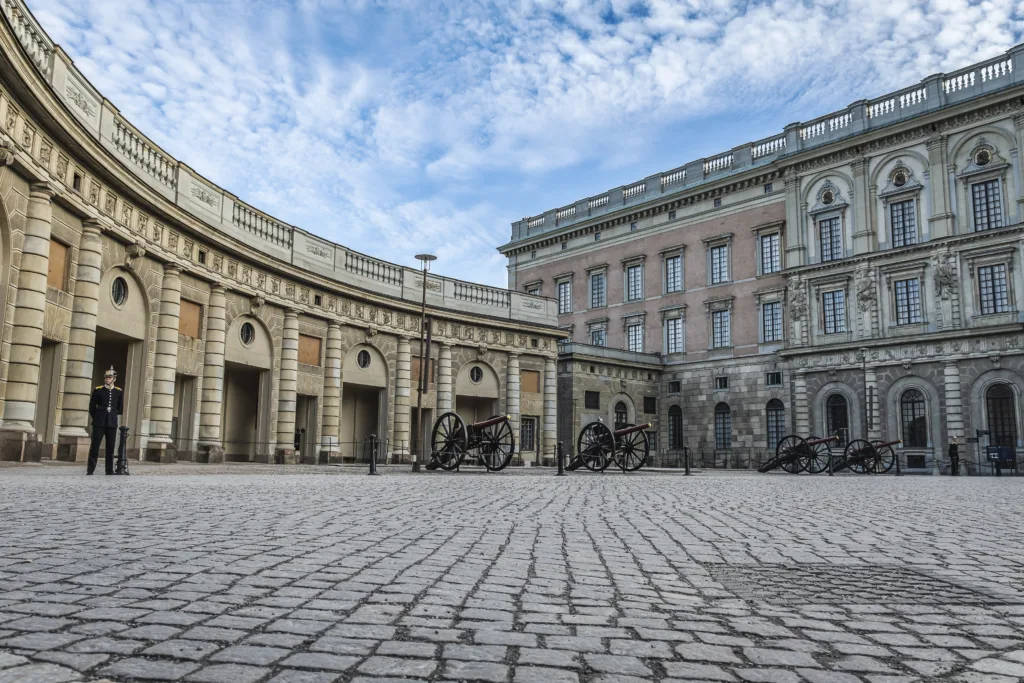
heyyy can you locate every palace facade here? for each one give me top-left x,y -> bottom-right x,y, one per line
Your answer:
501,46 -> 1024,472
0,0 -> 561,465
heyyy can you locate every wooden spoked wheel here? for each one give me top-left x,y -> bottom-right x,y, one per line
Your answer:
871,440 -> 897,474
614,425 -> 648,472
805,437 -> 833,474
577,422 -> 614,472
845,439 -> 878,474
430,412 -> 468,471
776,435 -> 809,474
476,416 -> 516,472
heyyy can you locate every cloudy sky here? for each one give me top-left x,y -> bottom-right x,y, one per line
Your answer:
28,0 -> 1024,286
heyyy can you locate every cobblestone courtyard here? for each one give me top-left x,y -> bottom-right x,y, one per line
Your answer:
1,466 -> 1024,682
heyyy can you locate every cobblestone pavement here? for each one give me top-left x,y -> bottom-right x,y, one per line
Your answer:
1,465 -> 1024,682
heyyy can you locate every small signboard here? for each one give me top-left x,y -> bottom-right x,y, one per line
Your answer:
966,437 -> 979,443
986,445 -> 1015,463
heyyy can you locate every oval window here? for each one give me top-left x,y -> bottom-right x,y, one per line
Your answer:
111,276 -> 128,307
240,322 -> 255,346
470,366 -> 483,383
357,350 -> 371,369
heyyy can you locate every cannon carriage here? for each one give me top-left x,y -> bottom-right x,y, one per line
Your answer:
426,412 -> 516,472
832,439 -> 900,474
759,435 -> 839,474
568,421 -> 652,472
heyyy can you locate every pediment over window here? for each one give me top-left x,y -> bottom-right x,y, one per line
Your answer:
809,180 -> 848,216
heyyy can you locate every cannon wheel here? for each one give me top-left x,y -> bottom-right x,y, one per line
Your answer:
776,435 -> 810,474
871,440 -> 897,474
805,437 -> 833,474
845,439 -> 877,474
577,422 -> 614,472
431,412 -> 468,471
476,415 -> 516,472
614,425 -> 648,472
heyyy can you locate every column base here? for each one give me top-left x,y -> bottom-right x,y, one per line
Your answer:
145,440 -> 176,464
197,444 -> 224,464
57,434 -> 92,462
0,430 -> 33,462
274,447 -> 297,465
318,449 -> 338,465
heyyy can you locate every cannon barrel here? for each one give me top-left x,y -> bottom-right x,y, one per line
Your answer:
469,414 -> 511,430
873,439 -> 902,449
612,423 -> 653,438
806,435 -> 839,447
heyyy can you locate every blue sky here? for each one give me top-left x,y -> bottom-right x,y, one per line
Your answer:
30,0 -> 1024,287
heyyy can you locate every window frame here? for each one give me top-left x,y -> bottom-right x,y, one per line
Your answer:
556,277 -> 572,315
714,403 -> 731,450
899,389 -> 928,448
761,300 -> 783,343
588,268 -> 607,309
626,322 -> 643,352
888,198 -> 919,248
711,309 -> 731,348
520,417 -> 537,452
970,177 -> 1005,232
821,288 -> 847,335
766,399 -> 785,449
893,277 -> 923,326
665,315 -> 684,354
978,263 -> 1011,315
817,215 -> 843,262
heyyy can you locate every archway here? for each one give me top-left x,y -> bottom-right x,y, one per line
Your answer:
454,361 -> 500,424
223,315 -> 274,462
341,344 -> 388,461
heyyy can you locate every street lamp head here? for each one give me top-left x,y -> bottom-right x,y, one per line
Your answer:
415,253 -> 437,272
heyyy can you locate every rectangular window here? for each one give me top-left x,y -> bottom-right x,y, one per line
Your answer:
764,182 -> 774,194
526,285 -> 540,296
590,272 -> 606,308
298,334 -> 322,365
47,239 -> 68,291
520,418 -> 536,452
627,323 -> 643,352
666,318 -> 683,354
760,233 -> 781,274
889,199 -> 917,248
894,278 -> 923,325
594,232 -> 601,241
767,404 -> 785,448
712,310 -> 731,348
979,264 -> 1010,315
561,242 -> 567,251
590,327 -> 606,347
643,397 -> 657,414
557,280 -> 571,314
715,408 -> 731,449
178,300 -> 202,339
972,179 -> 1004,231
715,376 -> 728,390
766,371 -> 782,387
584,391 -> 600,410
668,380 -> 681,393
520,370 -> 540,394
761,301 -> 783,343
819,217 -> 842,262
665,255 -> 682,293
710,245 -> 728,284
646,430 -> 657,450
822,290 -> 846,334
627,265 -> 643,301
411,357 -> 434,388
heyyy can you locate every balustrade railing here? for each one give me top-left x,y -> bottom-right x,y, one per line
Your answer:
112,119 -> 177,191
556,206 -> 576,220
343,251 -> 402,285
527,216 -> 545,229
661,169 -> 686,187
232,203 -> 293,248
453,282 -> 510,308
588,195 -> 609,209
751,136 -> 786,159
623,182 -> 646,199
703,153 -> 732,175
2,0 -> 52,80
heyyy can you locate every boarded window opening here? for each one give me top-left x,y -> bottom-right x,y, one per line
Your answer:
298,334 -> 322,366
47,239 -> 68,291
411,357 -> 434,388
521,369 -> 541,394
178,300 -> 202,339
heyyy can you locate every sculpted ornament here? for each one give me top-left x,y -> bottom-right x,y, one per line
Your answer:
855,266 -> 877,312
788,277 -> 807,320
125,240 -> 146,271
0,140 -> 14,166
933,254 -> 958,299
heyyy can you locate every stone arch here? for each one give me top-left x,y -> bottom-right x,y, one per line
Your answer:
801,169 -> 856,205
608,392 -> 635,427
949,126 -> 1017,166
811,380 -> 862,442
969,368 -> 1024,449
869,149 -> 930,188
455,359 -> 500,399
885,374 -> 942,453
97,265 -> 150,340
342,343 -> 390,389
225,314 -> 275,370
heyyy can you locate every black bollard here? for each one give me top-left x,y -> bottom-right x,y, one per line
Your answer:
368,435 -> 380,476
684,447 -> 691,476
115,426 -> 130,476
828,450 -> 834,477
895,449 -> 902,476
556,442 -> 566,476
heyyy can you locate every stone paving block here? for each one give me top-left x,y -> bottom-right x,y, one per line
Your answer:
210,644 -> 290,665
513,667 -> 579,683
442,644 -> 507,661
280,653 -> 360,671
100,657 -> 200,681
0,663 -> 82,683
442,660 -> 509,682
676,642 -> 742,664
743,647 -> 821,667
358,656 -> 438,677
186,663 -> 270,683
663,661 -> 739,681
143,639 -> 223,660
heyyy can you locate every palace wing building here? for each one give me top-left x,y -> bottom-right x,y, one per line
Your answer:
502,46 -> 1024,472
0,0 -> 561,465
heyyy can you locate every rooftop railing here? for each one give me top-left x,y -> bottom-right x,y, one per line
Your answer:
510,44 -> 1024,244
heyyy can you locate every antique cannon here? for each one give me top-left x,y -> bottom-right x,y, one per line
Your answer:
426,412 -> 516,472
570,421 -> 652,472
759,435 -> 839,474
839,438 -> 901,474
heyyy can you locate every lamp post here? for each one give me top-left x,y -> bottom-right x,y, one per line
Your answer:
413,253 -> 436,473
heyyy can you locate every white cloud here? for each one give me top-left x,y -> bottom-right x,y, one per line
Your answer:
23,0 -> 1024,286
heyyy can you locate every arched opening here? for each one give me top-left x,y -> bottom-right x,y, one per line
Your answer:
222,315 -> 274,462
766,399 -> 785,448
614,401 -> 629,430
668,405 -> 683,450
899,388 -> 928,469
341,344 -> 389,461
826,394 -> 849,446
986,383 -> 1018,447
454,361 -> 500,425
714,402 -> 731,450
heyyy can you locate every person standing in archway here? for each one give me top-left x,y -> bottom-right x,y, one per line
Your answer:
87,367 -> 123,475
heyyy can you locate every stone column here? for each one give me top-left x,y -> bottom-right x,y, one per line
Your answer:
393,336 -> 412,460
197,286 -> 226,463
542,357 -> 557,464
57,220 -> 103,462
851,157 -> 873,254
321,322 -> 342,461
146,265 -> 182,463
783,171 -> 804,268
864,363 -> 881,441
927,135 -> 955,237
437,343 -> 453,413
0,183 -> 55,461
793,369 -> 810,436
944,360 -> 964,474
275,309 -> 299,463
506,352 -> 520,443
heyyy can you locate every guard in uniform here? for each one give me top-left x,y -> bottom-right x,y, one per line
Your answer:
87,366 -> 123,475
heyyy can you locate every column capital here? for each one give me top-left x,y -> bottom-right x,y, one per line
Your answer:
210,283 -> 227,294
507,351 -> 520,360
162,264 -> 182,278
926,134 -> 948,149
81,218 -> 104,235
327,321 -> 342,331
943,359 -> 960,369
284,308 -> 300,319
28,181 -> 57,200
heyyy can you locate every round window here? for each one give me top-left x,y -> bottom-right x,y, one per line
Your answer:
470,366 -> 483,383
893,171 -> 907,187
240,322 -> 255,346
357,350 -> 371,369
111,276 -> 129,307
975,149 -> 991,166
821,189 -> 835,205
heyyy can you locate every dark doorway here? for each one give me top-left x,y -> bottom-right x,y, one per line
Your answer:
223,362 -> 262,461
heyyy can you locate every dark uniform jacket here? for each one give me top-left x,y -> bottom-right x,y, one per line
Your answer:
89,385 -> 124,429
